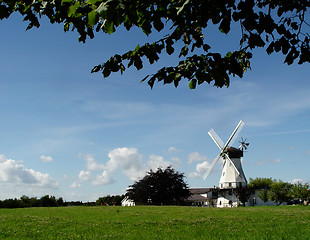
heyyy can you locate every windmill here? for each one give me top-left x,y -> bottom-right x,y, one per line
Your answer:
204,120 -> 248,190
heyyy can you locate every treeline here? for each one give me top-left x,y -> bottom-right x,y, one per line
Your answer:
0,194 -> 124,209
248,178 -> 310,205
96,195 -> 124,206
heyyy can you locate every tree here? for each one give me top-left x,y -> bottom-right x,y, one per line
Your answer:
248,177 -> 273,189
40,195 -> 58,207
248,177 -> 273,205
291,182 -> 310,204
233,186 -> 253,206
257,189 -> 269,205
96,195 -> 124,206
126,166 -> 191,205
269,180 -> 293,205
1,0 -> 309,89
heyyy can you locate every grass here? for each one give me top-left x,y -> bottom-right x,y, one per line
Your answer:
0,205 -> 309,239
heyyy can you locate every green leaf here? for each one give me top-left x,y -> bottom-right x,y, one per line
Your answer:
87,0 -> 102,4
219,18 -> 230,34
189,79 -> 197,89
140,75 -> 150,83
68,1 -> 80,17
91,65 -> 102,73
88,10 -> 97,27
134,57 -> 143,70
266,42 -> 274,55
153,18 -> 164,32
104,21 -> 115,34
291,22 -> 298,30
166,45 -> 174,55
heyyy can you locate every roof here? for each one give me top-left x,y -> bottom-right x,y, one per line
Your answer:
189,188 -> 213,194
186,188 -> 218,202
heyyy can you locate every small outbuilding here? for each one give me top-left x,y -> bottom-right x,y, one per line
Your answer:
121,196 -> 135,206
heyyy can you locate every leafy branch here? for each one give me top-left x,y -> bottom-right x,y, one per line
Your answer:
1,0 -> 309,89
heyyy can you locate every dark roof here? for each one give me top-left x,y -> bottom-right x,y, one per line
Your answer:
226,146 -> 243,158
189,188 -> 213,194
186,194 -> 208,202
186,188 -> 218,202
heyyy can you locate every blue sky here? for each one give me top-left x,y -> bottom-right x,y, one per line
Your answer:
1,14 -> 310,202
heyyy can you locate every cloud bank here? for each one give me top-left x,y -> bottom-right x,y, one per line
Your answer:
0,155 -> 58,188
77,147 -> 177,186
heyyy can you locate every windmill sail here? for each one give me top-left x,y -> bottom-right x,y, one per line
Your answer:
204,120 -> 247,189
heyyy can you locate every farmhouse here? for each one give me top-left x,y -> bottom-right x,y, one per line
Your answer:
186,188 -> 218,207
186,187 -> 276,207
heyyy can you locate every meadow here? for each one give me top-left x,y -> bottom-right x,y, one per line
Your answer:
0,205 -> 309,239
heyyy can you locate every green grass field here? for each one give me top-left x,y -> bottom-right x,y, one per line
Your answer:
0,206 -> 309,239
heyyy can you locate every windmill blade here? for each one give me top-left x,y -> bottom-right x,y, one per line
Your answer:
208,128 -> 224,150
224,153 -> 240,175
223,120 -> 244,149
203,153 -> 222,180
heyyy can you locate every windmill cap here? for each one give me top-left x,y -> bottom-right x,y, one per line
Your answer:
226,147 -> 243,158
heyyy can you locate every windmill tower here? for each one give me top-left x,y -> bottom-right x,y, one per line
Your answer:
204,120 -> 249,207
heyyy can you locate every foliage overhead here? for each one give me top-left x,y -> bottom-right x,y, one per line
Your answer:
1,0 -> 310,89
126,166 -> 191,205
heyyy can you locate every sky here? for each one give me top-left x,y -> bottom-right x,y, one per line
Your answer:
1,13 -> 310,202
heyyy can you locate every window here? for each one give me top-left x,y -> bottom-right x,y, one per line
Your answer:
229,183 -> 232,187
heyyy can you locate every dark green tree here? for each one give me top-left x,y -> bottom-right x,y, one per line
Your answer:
126,166 -> 191,205
96,195 -> 124,206
40,195 -> 58,207
233,186 -> 253,206
1,0 -> 309,89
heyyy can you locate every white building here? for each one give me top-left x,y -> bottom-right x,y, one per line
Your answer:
121,196 -> 135,206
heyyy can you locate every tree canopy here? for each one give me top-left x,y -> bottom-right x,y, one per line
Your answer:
126,166 -> 191,205
249,177 -> 310,205
1,0 -> 310,89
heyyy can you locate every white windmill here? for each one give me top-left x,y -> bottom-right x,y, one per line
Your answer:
204,120 -> 249,207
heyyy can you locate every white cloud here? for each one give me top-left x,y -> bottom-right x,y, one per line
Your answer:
78,148 -> 184,185
289,178 -> 309,184
196,161 -> 212,174
0,154 -> 58,188
78,170 -> 92,181
78,148 -> 147,185
272,158 -> 281,163
107,148 -> 147,181
40,155 -> 53,162
171,157 -> 181,167
91,171 -> 115,185
79,154 -> 105,171
256,158 -> 280,165
188,172 -> 201,178
167,147 -> 180,153
69,182 -> 81,188
188,160 -> 214,179
147,154 -> 171,171
188,152 -> 208,164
